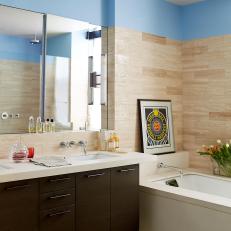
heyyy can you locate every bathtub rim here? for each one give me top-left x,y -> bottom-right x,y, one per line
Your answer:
140,171 -> 231,214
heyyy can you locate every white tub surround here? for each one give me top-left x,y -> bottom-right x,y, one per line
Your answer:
0,152 -> 155,183
139,151 -> 189,179
140,171 -> 231,231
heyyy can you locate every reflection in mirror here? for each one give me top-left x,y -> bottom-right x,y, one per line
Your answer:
0,5 -> 44,133
45,15 -> 108,132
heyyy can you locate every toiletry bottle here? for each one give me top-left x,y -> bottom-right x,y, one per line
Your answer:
108,133 -> 115,152
113,133 -> 120,151
50,119 -> 55,132
36,117 -> 42,133
100,129 -> 107,151
28,116 -> 35,133
42,121 -> 46,133
45,118 -> 50,132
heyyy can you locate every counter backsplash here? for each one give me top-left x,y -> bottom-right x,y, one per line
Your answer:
0,131 -> 99,159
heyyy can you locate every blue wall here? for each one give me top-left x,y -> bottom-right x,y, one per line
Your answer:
115,0 -> 182,40
0,0 -> 108,26
182,0 -> 231,40
0,0 -> 182,40
1,0 -> 230,42
0,34 -> 41,62
47,33 -> 72,58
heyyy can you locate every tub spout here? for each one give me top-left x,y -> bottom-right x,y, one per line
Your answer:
158,162 -> 183,175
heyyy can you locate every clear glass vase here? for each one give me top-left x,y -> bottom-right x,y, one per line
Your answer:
10,143 -> 28,163
211,158 -> 221,176
220,161 -> 231,177
211,158 -> 231,177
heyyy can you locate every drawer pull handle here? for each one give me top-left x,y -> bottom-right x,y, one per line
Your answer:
48,177 -> 71,183
48,210 -> 71,217
5,184 -> 31,191
49,193 -> 71,199
118,168 -> 135,173
86,173 -> 105,178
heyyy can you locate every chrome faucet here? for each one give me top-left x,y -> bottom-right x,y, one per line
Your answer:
59,140 -> 87,155
157,162 -> 183,175
78,141 -> 87,155
60,141 -> 76,148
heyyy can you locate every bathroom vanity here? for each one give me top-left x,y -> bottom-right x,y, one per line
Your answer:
0,160 -> 140,231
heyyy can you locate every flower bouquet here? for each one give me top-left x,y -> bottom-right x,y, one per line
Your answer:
198,140 -> 231,177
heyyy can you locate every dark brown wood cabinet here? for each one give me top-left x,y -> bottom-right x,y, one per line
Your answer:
0,179 -> 39,231
76,169 -> 110,231
39,174 -> 76,231
39,205 -> 75,231
0,164 -> 139,231
111,164 -> 139,231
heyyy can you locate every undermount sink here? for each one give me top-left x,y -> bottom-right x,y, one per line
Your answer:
0,164 -> 12,170
67,153 -> 119,161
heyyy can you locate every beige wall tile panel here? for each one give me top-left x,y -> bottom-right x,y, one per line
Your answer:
0,131 -> 99,159
183,34 -> 231,171
0,60 -> 40,133
109,27 -> 183,152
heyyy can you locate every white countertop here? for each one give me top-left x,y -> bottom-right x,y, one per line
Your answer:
0,152 -> 153,183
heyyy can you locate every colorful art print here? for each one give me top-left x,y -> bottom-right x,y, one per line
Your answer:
145,106 -> 170,147
138,100 -> 175,155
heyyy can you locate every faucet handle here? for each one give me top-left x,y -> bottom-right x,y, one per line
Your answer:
157,162 -> 164,168
78,140 -> 87,146
69,141 -> 76,147
60,141 -> 69,148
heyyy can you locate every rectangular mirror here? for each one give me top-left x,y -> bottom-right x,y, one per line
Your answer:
45,14 -> 108,132
0,5 -> 44,134
0,5 -> 108,134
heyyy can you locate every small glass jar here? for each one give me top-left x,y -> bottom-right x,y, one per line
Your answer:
10,143 -> 28,163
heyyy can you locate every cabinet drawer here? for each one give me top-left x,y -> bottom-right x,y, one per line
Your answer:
40,205 -> 75,231
40,174 -> 75,193
40,188 -> 75,210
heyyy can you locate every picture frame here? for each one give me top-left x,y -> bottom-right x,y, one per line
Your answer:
138,99 -> 175,155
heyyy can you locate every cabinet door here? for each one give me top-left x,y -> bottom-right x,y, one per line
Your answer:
0,179 -> 39,231
76,169 -> 110,231
111,164 -> 139,231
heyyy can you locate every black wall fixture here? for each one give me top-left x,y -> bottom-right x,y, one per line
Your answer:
86,30 -> 101,40
90,72 -> 101,88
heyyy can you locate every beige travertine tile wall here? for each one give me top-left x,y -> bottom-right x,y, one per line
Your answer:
0,60 -> 40,133
109,27 -> 231,171
0,131 -> 99,159
109,27 -> 183,152
182,35 -> 231,170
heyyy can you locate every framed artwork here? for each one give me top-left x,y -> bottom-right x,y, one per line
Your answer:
138,99 -> 175,155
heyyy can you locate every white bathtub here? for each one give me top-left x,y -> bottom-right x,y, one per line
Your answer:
157,173 -> 231,199
140,173 -> 231,231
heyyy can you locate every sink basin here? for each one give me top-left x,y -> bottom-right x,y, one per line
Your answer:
0,164 -> 12,170
67,153 -> 119,161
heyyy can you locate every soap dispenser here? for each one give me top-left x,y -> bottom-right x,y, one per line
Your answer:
45,118 -> 50,132
28,116 -> 35,133
50,119 -> 55,132
108,133 -> 116,152
36,117 -> 42,133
